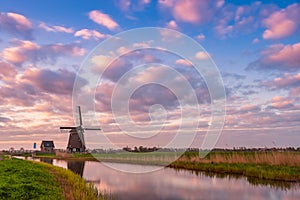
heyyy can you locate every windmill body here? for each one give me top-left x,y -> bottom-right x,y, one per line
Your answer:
60,106 -> 101,152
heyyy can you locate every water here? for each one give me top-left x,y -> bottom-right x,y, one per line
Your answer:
41,159 -> 300,200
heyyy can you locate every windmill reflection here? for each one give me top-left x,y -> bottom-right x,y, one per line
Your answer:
67,161 -> 85,177
40,157 -> 53,165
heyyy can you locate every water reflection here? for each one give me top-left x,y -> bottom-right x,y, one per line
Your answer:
179,168 -> 298,191
49,161 -> 299,200
40,157 -> 53,165
31,158 -> 300,200
67,161 -> 85,177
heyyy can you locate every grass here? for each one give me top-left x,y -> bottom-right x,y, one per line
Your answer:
0,157 -> 63,200
182,150 -> 300,166
0,157 -> 112,200
93,151 -> 182,166
170,151 -> 300,182
169,161 -> 300,182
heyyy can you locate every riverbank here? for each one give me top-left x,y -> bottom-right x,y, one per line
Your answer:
31,150 -> 300,182
170,151 -> 300,182
0,157 -> 111,200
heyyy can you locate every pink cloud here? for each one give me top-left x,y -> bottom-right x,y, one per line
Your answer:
7,13 -> 31,28
290,86 -> 300,97
74,29 -> 108,40
0,12 -> 33,39
271,73 -> 300,89
173,0 -> 207,24
214,8 -> 234,38
158,0 -> 175,8
115,0 -> 151,12
175,59 -> 192,66
195,51 -> 210,60
1,40 -> 39,64
166,20 -> 179,30
1,40 -> 85,65
247,42 -> 300,71
239,104 -> 261,113
88,10 -> 120,30
38,22 -> 74,33
269,96 -> 294,109
0,61 -> 17,82
166,0 -> 222,24
196,34 -> 205,40
21,68 -> 87,95
268,43 -> 300,68
262,3 -> 300,39
215,3 -> 260,38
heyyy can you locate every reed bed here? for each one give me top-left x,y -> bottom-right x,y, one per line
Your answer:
180,151 -> 300,166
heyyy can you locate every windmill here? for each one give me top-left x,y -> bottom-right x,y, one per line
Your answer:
60,106 -> 101,152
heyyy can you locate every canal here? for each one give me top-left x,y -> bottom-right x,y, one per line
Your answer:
35,158 -> 300,200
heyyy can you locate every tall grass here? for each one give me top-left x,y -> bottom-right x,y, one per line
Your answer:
180,151 -> 300,166
93,151 -> 182,166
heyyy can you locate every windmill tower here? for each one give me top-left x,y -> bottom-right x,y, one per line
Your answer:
60,106 -> 101,152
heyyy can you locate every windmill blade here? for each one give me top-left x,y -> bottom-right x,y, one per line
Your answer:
78,106 -> 83,126
84,128 -> 101,130
60,127 -> 76,129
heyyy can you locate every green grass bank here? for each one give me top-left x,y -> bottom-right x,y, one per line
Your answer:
0,157 -> 111,200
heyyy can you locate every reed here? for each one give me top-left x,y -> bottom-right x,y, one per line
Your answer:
180,151 -> 300,166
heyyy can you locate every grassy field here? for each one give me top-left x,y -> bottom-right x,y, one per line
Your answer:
0,157 -> 112,200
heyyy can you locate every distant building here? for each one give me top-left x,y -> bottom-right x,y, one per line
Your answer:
40,140 -> 55,152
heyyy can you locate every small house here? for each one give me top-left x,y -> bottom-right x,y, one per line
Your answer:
40,140 -> 55,152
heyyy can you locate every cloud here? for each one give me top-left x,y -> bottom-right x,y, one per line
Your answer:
1,40 -> 86,65
0,116 -> 11,123
269,96 -> 294,109
115,0 -> 151,12
103,59 -> 133,82
264,73 -> 300,89
166,20 -> 178,30
0,12 -> 33,39
74,29 -> 108,40
175,59 -> 192,66
252,38 -> 259,44
173,0 -> 208,24
1,40 -> 39,64
38,22 -> 74,33
247,42 -> 300,71
21,68 -> 87,95
0,61 -> 17,82
195,51 -> 210,60
262,3 -> 300,40
88,10 -> 120,30
0,66 -> 88,109
214,2 -> 265,38
159,0 -> 220,24
196,34 -> 205,40
158,0 -> 175,8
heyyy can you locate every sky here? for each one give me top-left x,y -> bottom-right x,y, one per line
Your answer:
0,0 -> 299,150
